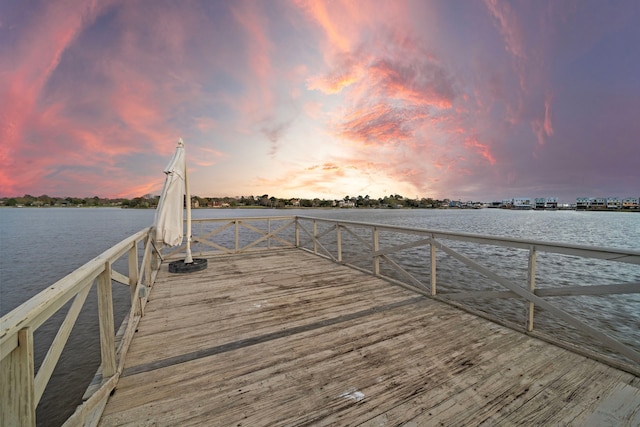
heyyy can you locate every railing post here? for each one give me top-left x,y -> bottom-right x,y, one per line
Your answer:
152,249 -> 160,272
97,262 -> 117,378
527,246 -> 537,332
267,218 -> 271,250
144,243 -> 152,287
295,217 -> 300,247
373,227 -> 380,275
0,327 -> 35,427
128,241 -> 139,304
235,220 -> 239,253
430,235 -> 437,295
337,224 -> 342,262
313,220 -> 318,254
199,220 -> 203,255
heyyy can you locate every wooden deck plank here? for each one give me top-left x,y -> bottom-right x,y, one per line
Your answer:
99,249 -> 639,426
123,253 -> 413,367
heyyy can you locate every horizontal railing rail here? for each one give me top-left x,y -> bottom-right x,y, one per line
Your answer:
0,227 -> 162,427
294,216 -> 640,373
163,216 -> 297,259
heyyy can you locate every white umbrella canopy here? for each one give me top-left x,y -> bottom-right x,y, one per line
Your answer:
154,140 -> 186,247
153,138 -> 205,274
153,138 -> 193,264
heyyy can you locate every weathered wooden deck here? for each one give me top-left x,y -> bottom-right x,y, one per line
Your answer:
99,249 -> 640,426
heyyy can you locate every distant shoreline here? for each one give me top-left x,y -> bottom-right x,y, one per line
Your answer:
2,205 -> 639,212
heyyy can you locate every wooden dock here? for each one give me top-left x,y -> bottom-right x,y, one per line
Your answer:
96,248 -> 640,426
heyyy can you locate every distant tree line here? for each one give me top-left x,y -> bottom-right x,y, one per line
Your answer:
0,194 -> 450,209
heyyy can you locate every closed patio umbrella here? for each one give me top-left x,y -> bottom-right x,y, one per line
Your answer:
153,139 -> 206,272
154,139 -> 187,249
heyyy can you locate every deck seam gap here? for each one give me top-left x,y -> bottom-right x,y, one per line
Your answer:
121,296 -> 427,377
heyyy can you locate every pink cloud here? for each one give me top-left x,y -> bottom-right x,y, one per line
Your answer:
195,117 -> 218,133
230,1 -> 275,118
307,71 -> 359,94
306,30 -> 457,154
464,137 -> 497,165
303,101 -> 323,119
543,94 -> 554,136
368,57 -> 454,109
338,103 -> 426,145
0,1 -> 238,197
484,0 -> 526,60
0,1 -> 117,194
294,0 -> 352,53
531,92 -> 554,147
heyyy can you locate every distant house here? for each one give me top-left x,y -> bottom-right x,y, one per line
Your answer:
576,198 -> 590,210
622,198 -> 639,210
606,197 -> 621,209
590,198 -> 607,209
512,198 -> 532,210
547,198 -> 558,209
533,197 -> 557,210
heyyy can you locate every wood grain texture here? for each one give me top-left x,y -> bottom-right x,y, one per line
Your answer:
99,249 -> 640,426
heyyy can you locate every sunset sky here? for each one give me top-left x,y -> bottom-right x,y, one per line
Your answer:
2,0 -> 639,202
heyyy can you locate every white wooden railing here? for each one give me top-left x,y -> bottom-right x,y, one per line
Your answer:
164,216 -> 297,259
2,215 -> 639,426
0,227 -> 161,427
293,216 -> 640,373
162,215 -> 640,372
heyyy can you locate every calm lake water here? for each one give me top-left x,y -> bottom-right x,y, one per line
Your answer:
1,207 -> 639,426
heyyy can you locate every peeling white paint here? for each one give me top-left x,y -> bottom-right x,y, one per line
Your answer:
340,388 -> 365,402
252,300 -> 268,309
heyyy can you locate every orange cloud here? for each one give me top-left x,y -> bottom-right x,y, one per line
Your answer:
307,72 -> 359,94
294,0 -> 351,52
338,103 -> 421,144
369,58 -> 454,109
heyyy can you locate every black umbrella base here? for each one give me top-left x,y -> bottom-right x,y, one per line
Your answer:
168,258 -> 208,274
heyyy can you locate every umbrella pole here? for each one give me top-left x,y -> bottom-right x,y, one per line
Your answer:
184,140 -> 193,264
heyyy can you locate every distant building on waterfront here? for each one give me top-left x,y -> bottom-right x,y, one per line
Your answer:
576,198 -> 590,210
491,196 -> 637,211
622,198 -> 639,209
576,196 -> 639,211
534,197 -> 558,210
512,198 -> 532,210
606,197 -> 621,209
